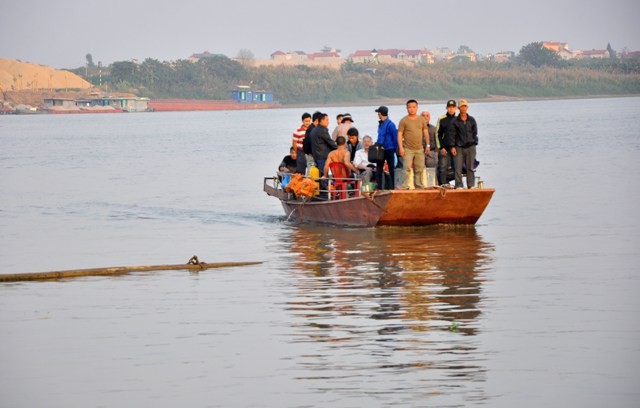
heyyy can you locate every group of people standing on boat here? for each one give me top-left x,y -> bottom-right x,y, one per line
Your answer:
279,98 -> 479,190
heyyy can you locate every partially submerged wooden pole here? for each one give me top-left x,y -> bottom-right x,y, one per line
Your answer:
0,256 -> 262,283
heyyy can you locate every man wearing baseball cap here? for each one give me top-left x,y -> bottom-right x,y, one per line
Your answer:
448,99 -> 478,188
435,99 -> 458,186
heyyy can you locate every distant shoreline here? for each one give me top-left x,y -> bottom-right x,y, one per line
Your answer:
281,93 -> 640,109
4,91 -> 638,114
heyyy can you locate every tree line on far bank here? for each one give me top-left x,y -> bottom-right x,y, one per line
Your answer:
73,42 -> 640,104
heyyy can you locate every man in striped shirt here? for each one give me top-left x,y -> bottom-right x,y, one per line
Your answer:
292,112 -> 312,174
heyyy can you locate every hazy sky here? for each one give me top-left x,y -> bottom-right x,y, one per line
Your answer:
2,0 -> 639,68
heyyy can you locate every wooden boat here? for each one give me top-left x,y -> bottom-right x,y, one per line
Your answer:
263,176 -> 494,227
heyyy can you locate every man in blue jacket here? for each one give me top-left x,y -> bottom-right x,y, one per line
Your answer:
375,106 -> 398,190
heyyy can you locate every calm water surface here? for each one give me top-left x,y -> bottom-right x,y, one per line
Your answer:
1,98 -> 639,407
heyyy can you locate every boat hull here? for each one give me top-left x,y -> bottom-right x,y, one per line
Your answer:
377,189 -> 494,225
280,194 -> 392,227
264,177 -> 494,227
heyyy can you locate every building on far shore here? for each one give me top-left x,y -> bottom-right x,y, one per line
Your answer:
543,41 -> 577,59
542,41 -> 570,53
432,47 -> 453,61
488,51 -> 515,62
557,48 -> 577,60
620,51 -> 640,59
348,50 -> 377,64
448,52 -> 477,62
542,42 -> 613,60
270,50 -> 307,62
347,49 -> 434,64
578,49 -> 610,59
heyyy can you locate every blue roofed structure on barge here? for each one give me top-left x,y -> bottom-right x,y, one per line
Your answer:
231,85 -> 274,104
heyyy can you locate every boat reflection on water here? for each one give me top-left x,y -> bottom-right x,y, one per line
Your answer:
280,225 -> 495,403
286,225 -> 494,334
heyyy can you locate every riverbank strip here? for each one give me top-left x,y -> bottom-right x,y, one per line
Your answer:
281,93 -> 640,109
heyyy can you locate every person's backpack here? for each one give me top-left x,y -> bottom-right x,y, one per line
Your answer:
368,143 -> 385,162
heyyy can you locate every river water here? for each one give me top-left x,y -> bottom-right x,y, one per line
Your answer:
1,97 -> 639,407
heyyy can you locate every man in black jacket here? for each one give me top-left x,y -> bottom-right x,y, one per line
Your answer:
435,100 -> 458,186
448,99 -> 478,189
310,113 -> 337,176
303,111 -> 321,173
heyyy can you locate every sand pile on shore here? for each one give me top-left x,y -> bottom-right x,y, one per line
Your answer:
0,59 -> 91,91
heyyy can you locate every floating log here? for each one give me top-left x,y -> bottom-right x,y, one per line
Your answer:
0,257 -> 262,283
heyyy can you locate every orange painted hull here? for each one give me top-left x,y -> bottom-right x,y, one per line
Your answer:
377,189 -> 495,225
264,177 -> 494,227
